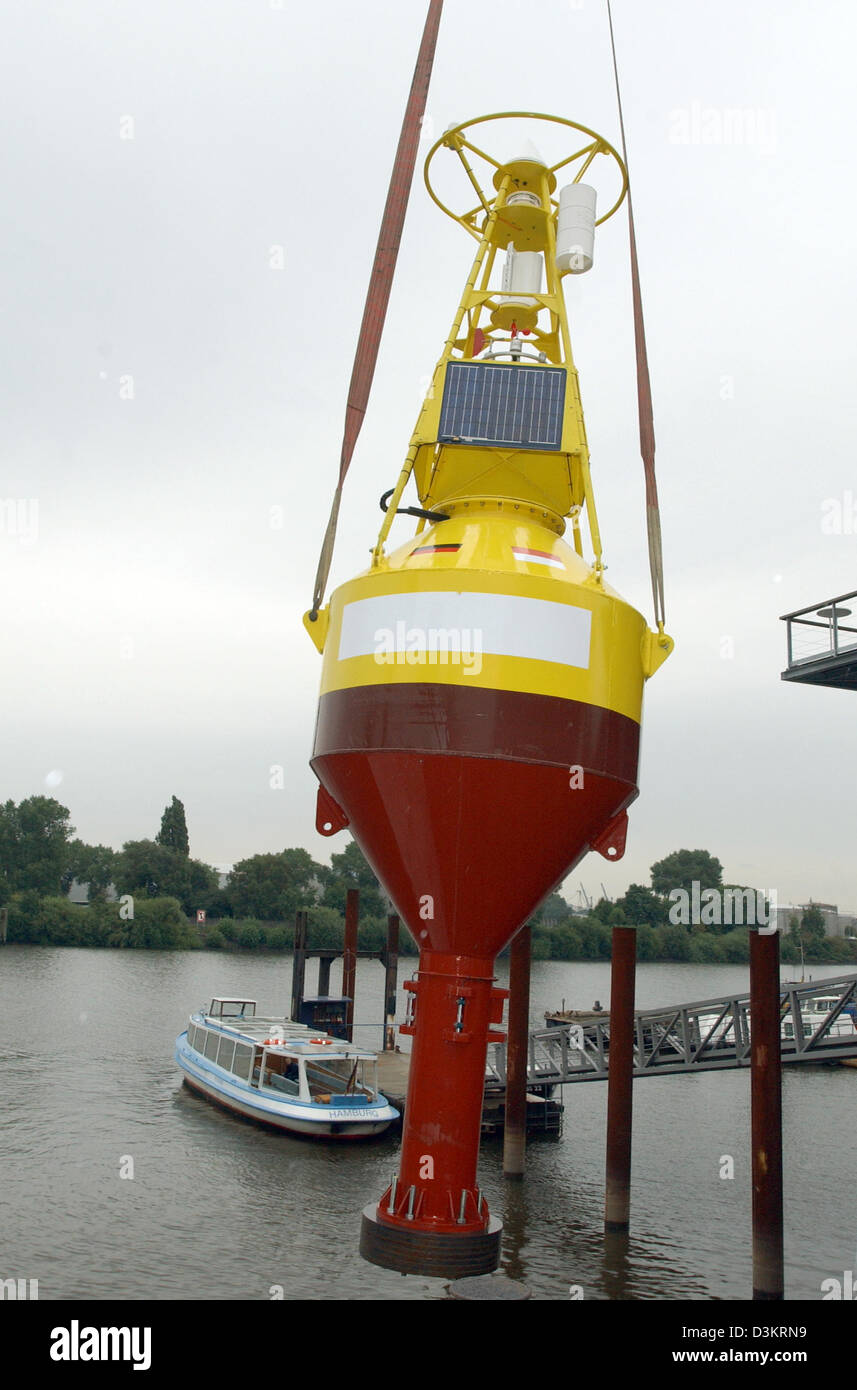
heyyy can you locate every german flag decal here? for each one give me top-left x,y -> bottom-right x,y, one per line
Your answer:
511,546 -> 565,569
412,543 -> 461,555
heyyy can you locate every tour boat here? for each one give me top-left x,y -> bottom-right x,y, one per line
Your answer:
175,998 -> 399,1139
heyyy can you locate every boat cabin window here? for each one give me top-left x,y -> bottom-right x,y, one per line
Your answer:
231,1043 -> 253,1082
190,1026 -> 254,1080
306,1057 -> 374,1100
209,999 -> 256,1019
260,1053 -> 301,1096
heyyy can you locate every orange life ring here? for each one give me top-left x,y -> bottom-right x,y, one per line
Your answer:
309,1037 -> 333,1046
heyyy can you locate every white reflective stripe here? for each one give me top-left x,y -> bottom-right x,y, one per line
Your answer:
338,591 -> 591,669
511,548 -> 565,569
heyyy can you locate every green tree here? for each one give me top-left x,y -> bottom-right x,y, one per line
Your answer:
114,897 -> 197,949
533,892 -> 572,925
227,848 -> 321,920
63,841 -> 118,902
546,924 -> 583,959
650,849 -> 723,898
115,840 -> 183,899
635,925 -> 660,961
187,858 -> 219,912
320,839 -> 387,918
720,928 -> 751,964
616,883 -> 667,927
156,796 -> 189,857
800,904 -> 826,942
657,923 -> 693,961
115,840 -> 217,914
0,796 -> 75,894
0,802 -> 14,903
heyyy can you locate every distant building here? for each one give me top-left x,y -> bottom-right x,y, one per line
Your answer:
775,902 -> 857,939
66,879 -> 118,905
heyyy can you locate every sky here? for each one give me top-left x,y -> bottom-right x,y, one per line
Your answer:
1,0 -> 855,912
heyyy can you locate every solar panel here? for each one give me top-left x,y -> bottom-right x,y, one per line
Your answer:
438,362 -> 566,451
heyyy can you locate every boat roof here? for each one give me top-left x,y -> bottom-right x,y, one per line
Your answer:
192,1008 -> 378,1060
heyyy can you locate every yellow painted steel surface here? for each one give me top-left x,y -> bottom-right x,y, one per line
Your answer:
304,112 -> 672,696
313,516 -> 659,725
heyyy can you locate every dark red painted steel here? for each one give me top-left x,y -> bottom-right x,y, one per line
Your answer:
750,929 -> 784,1300
604,926 -> 636,1231
384,914 -> 399,1051
343,889 -> 359,1042
381,950 -> 507,1234
503,925 -> 531,1178
314,749 -> 636,956
315,683 -> 640,782
314,678 -> 641,1268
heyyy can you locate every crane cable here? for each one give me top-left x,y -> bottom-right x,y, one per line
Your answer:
606,0 -> 666,631
309,0 -> 444,621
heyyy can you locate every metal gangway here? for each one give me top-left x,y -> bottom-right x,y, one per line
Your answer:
485,973 -> 857,1088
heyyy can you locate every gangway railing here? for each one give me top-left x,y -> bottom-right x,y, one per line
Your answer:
781,590 -> 857,690
485,973 -> 857,1086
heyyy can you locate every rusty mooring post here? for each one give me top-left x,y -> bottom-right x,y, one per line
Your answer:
343,889 -> 359,1041
503,924 -> 531,1178
290,909 -> 308,1021
383,914 -> 399,1050
604,926 -> 636,1231
750,926 -> 784,1300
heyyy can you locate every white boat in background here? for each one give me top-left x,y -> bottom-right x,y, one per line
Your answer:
175,998 -> 399,1139
780,994 -> 857,1042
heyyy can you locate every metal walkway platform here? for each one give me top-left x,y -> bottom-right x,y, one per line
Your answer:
485,973 -> 857,1087
780,589 -> 857,690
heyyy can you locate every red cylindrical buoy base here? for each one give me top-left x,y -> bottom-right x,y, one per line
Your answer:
360,950 -> 507,1277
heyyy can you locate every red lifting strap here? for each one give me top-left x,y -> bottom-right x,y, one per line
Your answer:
311,0 -> 444,618
607,0 -> 666,630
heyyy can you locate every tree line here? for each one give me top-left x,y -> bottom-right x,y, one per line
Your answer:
0,795 -> 407,952
1,798 -> 853,966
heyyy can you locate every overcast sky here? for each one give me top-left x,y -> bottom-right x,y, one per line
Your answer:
2,0 -> 855,912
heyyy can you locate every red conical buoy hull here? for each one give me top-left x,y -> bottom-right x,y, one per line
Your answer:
313,683 -> 639,957
313,681 -> 639,1272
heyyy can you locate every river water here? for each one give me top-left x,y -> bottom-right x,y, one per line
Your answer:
0,945 -> 853,1302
